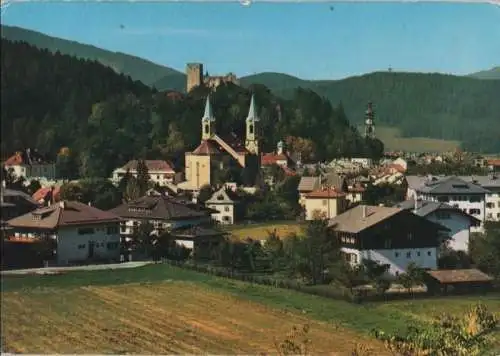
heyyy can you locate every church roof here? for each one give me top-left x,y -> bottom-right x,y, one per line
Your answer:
246,94 -> 259,122
192,140 -> 221,155
202,95 -> 215,122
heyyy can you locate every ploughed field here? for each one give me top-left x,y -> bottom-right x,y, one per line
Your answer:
1,280 -> 388,354
2,264 -> 499,354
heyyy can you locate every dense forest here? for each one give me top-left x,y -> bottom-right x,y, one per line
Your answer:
0,39 -> 382,179
3,25 -> 499,153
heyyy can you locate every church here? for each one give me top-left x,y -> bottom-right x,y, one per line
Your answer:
177,94 -> 261,191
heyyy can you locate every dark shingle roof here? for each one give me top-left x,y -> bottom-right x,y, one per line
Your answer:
395,199 -> 480,224
416,176 -> 491,194
109,195 -> 211,221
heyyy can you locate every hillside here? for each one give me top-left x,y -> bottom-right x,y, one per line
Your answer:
241,71 -> 500,153
1,39 -> 380,178
468,66 -> 500,80
0,25 -> 182,86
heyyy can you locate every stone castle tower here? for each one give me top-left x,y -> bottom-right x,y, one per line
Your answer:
245,94 -> 260,155
364,101 -> 376,139
186,63 -> 203,93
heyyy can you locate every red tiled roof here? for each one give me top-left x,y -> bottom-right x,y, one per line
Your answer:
261,153 -> 289,166
7,201 -> 121,229
192,140 -> 221,155
487,159 -> 500,167
122,160 -> 175,173
4,152 -> 24,166
32,186 -> 61,203
305,188 -> 346,199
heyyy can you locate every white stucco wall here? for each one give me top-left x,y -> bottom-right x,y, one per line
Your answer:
425,211 -> 471,252
485,190 -> 500,222
341,247 -> 438,276
56,223 -> 121,265
208,203 -> 234,224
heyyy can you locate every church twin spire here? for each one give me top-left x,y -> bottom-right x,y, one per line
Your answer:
201,94 -> 260,154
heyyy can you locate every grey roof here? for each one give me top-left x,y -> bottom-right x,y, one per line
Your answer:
329,204 -> 448,234
458,175 -> 500,189
202,95 -> 215,122
328,205 -> 403,233
246,94 -> 259,122
395,199 -> 480,223
2,188 -> 39,205
408,175 -> 491,195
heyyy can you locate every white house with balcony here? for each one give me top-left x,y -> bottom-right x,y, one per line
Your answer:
6,200 -> 122,265
406,176 -> 489,233
459,175 -> 500,222
395,199 -> 480,252
328,205 -> 447,276
111,160 -> 176,186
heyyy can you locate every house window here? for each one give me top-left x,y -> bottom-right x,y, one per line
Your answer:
224,206 -> 230,212
249,124 -> 254,135
427,251 -> 432,256
322,200 -> 328,206
384,239 -> 391,249
406,251 -> 412,258
417,251 -> 421,257
204,124 -> 209,134
407,232 -> 413,240
107,226 -> 119,235
78,227 -> 94,235
486,202 -> 494,208
107,242 -> 119,250
395,252 -> 400,258
469,209 -> 480,215
77,244 -> 86,249
437,196 -> 449,203
470,196 -> 481,203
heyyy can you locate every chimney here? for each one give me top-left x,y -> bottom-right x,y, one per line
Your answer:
362,205 -> 367,218
59,201 -> 65,209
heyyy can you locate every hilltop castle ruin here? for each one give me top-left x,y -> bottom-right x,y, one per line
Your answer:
186,63 -> 239,92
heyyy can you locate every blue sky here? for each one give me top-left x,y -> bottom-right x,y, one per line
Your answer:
2,2 -> 500,79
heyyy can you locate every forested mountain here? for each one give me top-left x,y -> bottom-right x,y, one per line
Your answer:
1,39 -> 381,179
3,25 -> 499,153
240,72 -> 500,153
468,67 -> 500,80
1,25 -> 182,86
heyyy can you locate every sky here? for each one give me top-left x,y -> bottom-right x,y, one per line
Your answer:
2,1 -> 500,80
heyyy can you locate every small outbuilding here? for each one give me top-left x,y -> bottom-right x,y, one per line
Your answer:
424,269 -> 494,295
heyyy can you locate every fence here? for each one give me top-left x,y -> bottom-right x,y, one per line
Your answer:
160,258 -> 500,303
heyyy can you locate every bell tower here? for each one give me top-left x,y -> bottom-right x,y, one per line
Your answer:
201,95 -> 216,140
245,94 -> 260,155
364,101 -> 376,139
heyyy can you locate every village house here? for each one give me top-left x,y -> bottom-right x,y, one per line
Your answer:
1,184 -> 40,227
3,148 -> 57,180
177,95 -> 261,192
111,160 -> 177,186
459,174 -> 500,222
109,192 -> 214,238
303,188 -> 348,221
6,201 -> 122,265
298,173 -> 364,207
328,205 -> 448,276
261,140 -> 297,185
406,175 -> 489,232
32,186 -> 62,205
395,199 -> 480,252
205,187 -> 241,225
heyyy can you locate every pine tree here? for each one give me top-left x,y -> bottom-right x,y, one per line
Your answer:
136,160 -> 149,196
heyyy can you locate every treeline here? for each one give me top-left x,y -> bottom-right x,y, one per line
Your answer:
1,39 -> 383,179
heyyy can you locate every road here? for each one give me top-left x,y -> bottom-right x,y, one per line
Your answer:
1,261 -> 153,276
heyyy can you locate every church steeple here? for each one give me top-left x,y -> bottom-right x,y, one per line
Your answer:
245,94 -> 260,155
201,95 -> 216,140
364,101 -> 376,139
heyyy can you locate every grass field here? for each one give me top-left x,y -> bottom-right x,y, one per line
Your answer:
2,264 -> 499,354
225,221 -> 303,240
374,126 -> 460,153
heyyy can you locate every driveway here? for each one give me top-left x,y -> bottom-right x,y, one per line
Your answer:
1,261 -> 154,276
